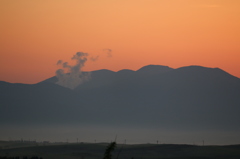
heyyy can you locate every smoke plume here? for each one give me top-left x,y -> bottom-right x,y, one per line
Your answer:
55,52 -> 90,89
90,55 -> 99,61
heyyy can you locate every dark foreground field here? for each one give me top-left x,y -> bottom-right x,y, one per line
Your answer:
1,141 -> 240,159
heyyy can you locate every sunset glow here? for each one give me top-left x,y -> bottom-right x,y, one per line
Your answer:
0,0 -> 240,84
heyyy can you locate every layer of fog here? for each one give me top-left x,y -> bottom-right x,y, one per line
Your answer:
1,125 -> 240,145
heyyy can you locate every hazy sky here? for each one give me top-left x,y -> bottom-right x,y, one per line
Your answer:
0,0 -> 240,84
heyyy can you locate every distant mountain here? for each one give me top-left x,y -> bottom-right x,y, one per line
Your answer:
0,65 -> 240,130
137,65 -> 173,75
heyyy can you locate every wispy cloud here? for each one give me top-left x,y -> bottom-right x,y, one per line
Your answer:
103,48 -> 112,57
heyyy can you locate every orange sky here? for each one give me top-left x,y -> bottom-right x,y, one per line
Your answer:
0,0 -> 240,84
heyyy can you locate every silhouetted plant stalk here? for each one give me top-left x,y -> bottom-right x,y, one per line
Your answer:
103,142 -> 116,159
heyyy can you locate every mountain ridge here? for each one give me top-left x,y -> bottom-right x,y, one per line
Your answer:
0,65 -> 240,130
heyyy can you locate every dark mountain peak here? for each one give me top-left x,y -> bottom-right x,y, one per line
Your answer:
0,81 -> 30,85
117,69 -> 134,73
178,65 -> 214,70
137,65 -> 173,75
176,65 -> 238,79
0,81 -> 10,85
117,69 -> 135,75
91,69 -> 114,73
175,65 -> 214,75
90,69 -> 115,78
168,65 -> 240,87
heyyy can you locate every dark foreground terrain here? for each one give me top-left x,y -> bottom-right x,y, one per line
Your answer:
1,141 -> 240,159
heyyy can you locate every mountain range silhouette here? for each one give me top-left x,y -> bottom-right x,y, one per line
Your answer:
1,65 -> 240,130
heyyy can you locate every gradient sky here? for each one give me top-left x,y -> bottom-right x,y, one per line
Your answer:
0,0 -> 240,84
